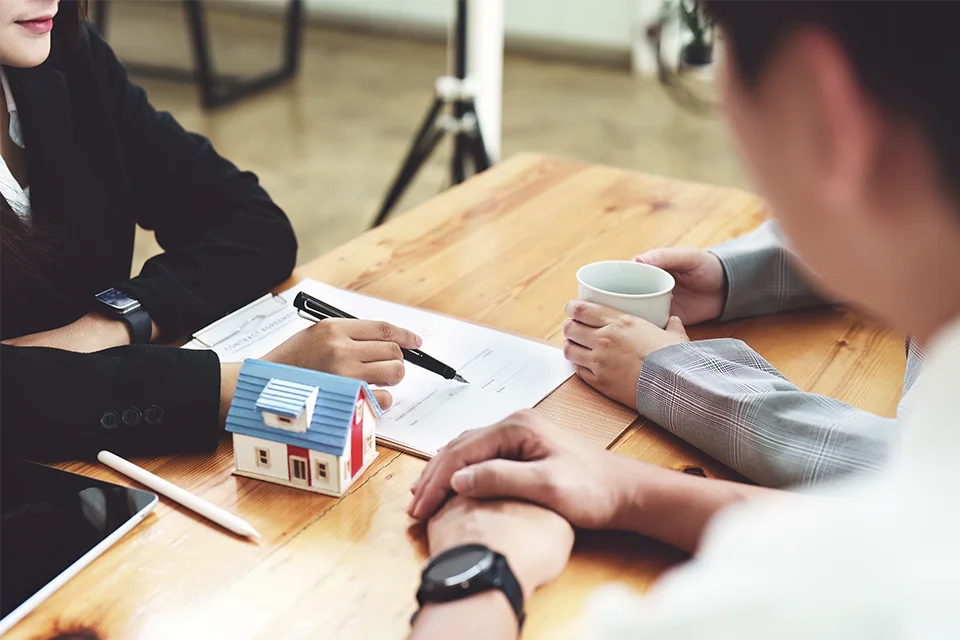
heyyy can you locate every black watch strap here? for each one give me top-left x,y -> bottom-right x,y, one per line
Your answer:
122,307 -> 153,344
413,549 -> 525,631
490,554 -> 526,629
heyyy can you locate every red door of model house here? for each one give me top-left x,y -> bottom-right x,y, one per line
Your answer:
287,445 -> 311,486
350,398 -> 364,477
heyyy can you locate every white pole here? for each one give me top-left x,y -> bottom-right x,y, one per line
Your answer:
631,0 -> 661,77
465,0 -> 504,163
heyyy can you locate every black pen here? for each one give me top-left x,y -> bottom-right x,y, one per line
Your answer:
293,291 -> 469,384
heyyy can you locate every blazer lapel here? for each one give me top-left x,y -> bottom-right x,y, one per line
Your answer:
3,63 -> 75,231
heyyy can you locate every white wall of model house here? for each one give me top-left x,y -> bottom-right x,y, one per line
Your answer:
234,433 -> 289,482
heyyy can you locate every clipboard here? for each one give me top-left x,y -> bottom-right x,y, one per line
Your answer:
189,292 -> 291,349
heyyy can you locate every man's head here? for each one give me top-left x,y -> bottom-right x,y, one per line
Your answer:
705,1 -> 960,342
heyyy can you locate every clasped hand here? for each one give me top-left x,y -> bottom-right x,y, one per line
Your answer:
410,410 -> 654,597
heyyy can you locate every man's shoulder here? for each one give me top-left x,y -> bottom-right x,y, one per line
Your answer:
582,478 -> 897,639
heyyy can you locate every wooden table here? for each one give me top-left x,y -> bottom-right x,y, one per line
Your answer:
14,154 -> 906,639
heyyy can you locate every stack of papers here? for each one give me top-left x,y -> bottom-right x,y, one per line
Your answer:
184,279 -> 575,457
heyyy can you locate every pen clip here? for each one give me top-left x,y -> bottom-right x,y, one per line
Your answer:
295,292 -> 355,320
297,308 -> 328,323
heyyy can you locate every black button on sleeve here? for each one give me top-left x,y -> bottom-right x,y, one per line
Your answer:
122,407 -> 142,427
144,405 -> 164,426
100,411 -> 120,430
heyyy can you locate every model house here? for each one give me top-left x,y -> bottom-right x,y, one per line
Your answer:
224,359 -> 382,497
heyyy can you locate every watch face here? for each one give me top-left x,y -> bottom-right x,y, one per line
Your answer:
96,288 -> 139,313
424,545 -> 494,587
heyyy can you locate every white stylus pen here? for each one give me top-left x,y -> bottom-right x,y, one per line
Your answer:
97,450 -> 262,543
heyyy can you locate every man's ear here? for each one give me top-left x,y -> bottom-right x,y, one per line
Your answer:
797,28 -> 883,211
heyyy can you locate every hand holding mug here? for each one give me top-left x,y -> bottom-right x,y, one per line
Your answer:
572,260 -> 688,406
563,301 -> 688,407
634,247 -> 726,325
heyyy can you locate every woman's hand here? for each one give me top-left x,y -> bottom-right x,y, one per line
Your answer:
1,313 -> 140,352
635,247 -> 726,324
562,301 -> 688,407
219,319 -> 420,423
427,496 -> 574,600
410,410 -> 636,529
262,318 -> 421,409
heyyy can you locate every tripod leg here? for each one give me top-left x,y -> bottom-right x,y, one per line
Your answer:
466,134 -> 490,175
373,127 -> 446,228
450,0 -> 469,185
452,130 -> 468,185
283,0 -> 304,76
465,101 -> 492,173
372,98 -> 448,228
184,0 -> 217,109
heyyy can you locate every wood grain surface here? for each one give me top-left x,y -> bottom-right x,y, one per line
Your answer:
12,154 -> 905,639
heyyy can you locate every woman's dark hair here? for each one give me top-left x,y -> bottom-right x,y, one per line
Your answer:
702,0 -> 960,207
1,0 -> 88,284
52,0 -> 89,48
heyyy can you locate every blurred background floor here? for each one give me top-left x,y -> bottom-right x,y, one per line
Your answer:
105,1 -> 747,273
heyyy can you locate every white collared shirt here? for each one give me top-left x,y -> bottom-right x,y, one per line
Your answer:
582,318 -> 960,638
0,66 -> 31,221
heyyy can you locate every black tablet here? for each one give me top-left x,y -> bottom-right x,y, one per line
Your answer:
0,459 -> 157,634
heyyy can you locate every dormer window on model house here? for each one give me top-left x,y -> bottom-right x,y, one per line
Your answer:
224,359 -> 382,497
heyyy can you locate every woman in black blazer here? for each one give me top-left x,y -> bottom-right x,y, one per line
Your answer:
0,0 -> 417,461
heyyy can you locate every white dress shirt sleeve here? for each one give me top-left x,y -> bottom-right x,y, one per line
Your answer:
579,481 -> 898,640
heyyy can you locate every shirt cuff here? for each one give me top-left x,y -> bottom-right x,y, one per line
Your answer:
708,245 -> 760,322
635,341 -> 696,423
119,274 -> 215,342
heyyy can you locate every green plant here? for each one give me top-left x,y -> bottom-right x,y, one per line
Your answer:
679,0 -> 712,46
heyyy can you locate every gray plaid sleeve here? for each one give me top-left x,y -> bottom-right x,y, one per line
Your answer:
710,220 -> 830,321
898,338 -> 925,421
636,339 -> 897,487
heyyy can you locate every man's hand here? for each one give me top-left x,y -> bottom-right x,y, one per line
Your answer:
2,313 -> 133,352
410,410 -> 636,529
262,318 -> 422,410
563,301 -> 688,407
427,496 -> 574,600
410,410 -> 774,554
635,247 -> 726,324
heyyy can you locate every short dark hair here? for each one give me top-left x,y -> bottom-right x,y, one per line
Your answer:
703,0 -> 960,206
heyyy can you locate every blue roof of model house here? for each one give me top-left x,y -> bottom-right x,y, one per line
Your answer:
225,359 -> 383,456
255,379 -> 317,418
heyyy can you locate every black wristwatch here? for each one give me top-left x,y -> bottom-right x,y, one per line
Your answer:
414,544 -> 525,630
95,288 -> 153,344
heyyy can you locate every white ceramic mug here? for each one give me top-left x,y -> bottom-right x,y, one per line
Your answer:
576,260 -> 675,328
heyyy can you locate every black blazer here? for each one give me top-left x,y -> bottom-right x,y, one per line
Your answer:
0,25 -> 298,461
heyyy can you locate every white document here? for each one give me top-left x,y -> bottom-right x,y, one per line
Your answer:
184,279 -> 575,457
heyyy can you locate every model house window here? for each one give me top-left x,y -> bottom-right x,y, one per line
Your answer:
256,448 -> 271,468
291,458 -> 307,481
365,434 -> 374,452
342,460 -> 349,479
316,461 -> 328,479
277,416 -> 293,424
